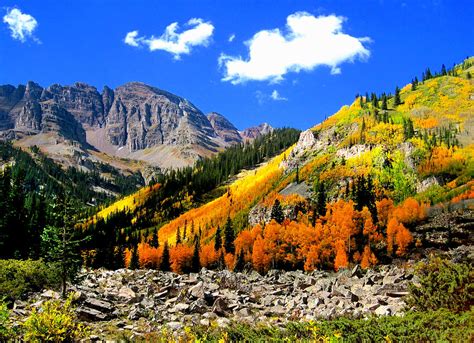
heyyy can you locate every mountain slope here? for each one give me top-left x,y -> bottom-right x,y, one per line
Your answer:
83,57 -> 474,273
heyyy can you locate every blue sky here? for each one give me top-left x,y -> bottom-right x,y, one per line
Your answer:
0,0 -> 472,130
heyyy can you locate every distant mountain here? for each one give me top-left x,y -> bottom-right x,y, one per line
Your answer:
206,112 -> 242,144
0,81 -> 270,171
240,122 -> 273,141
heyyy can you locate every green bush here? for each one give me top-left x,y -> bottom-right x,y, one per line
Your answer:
0,259 -> 60,303
0,299 -> 13,341
22,295 -> 89,342
181,309 -> 474,342
407,257 -> 473,312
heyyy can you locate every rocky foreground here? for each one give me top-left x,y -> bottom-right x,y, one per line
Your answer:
11,264 -> 420,339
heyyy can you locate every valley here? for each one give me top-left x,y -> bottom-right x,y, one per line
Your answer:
0,56 -> 473,341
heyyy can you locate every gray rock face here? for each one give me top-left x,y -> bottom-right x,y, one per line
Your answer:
240,123 -> 273,141
207,112 -> 242,144
105,82 -> 217,151
41,82 -> 105,127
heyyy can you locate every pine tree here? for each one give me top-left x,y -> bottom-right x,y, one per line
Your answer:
191,239 -> 200,272
41,195 -> 87,297
381,94 -> 388,110
295,164 -> 300,184
411,79 -> 417,91
160,242 -> 171,271
176,226 -> 181,245
150,227 -> 159,248
313,180 -> 327,217
467,71 -> 472,80
129,244 -> 139,270
234,251 -> 245,272
360,118 -> 366,143
214,226 -> 222,251
425,68 -> 432,80
393,86 -> 401,106
271,199 -> 284,224
441,64 -> 447,76
224,217 -> 235,254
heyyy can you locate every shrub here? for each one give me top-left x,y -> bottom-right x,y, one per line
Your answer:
0,259 -> 60,303
22,295 -> 89,342
0,299 -> 13,341
407,257 -> 473,312
185,310 -> 474,342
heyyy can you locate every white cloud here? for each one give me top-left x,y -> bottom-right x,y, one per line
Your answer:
124,30 -> 140,47
124,18 -> 214,59
256,89 -> 288,104
228,33 -> 235,42
270,90 -> 287,101
3,8 -> 39,43
219,12 -> 370,84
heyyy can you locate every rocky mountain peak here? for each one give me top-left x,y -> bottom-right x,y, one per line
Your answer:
207,112 -> 242,144
240,122 -> 274,141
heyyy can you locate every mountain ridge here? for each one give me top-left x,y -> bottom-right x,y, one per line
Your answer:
0,81 -> 273,171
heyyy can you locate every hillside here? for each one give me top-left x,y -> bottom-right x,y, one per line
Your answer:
86,58 -> 474,273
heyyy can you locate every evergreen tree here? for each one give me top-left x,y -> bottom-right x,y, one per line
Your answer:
295,164 -> 300,184
129,244 -> 139,270
113,245 -> 125,269
441,64 -> 447,76
467,71 -> 472,80
0,167 -> 11,257
393,86 -> 401,106
371,93 -> 378,108
271,199 -> 284,224
160,242 -> 171,271
191,239 -> 201,272
176,226 -> 181,245
313,180 -> 327,217
411,79 -> 417,91
234,251 -> 245,272
360,118 -> 366,143
425,68 -> 433,80
40,195 -> 86,297
381,94 -> 388,110
150,227 -> 159,248
218,250 -> 225,270
224,217 -> 235,254
214,225 -> 222,251
183,221 -> 187,241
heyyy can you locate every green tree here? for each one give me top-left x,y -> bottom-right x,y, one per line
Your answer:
214,226 -> 222,251
224,217 -> 235,254
313,179 -> 327,218
393,86 -> 401,106
160,242 -> 171,271
191,239 -> 200,272
129,244 -> 139,270
234,250 -> 245,272
150,227 -> 159,248
40,195 -> 86,298
441,64 -> 447,76
381,94 -> 388,110
176,226 -> 181,245
271,199 -> 284,224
